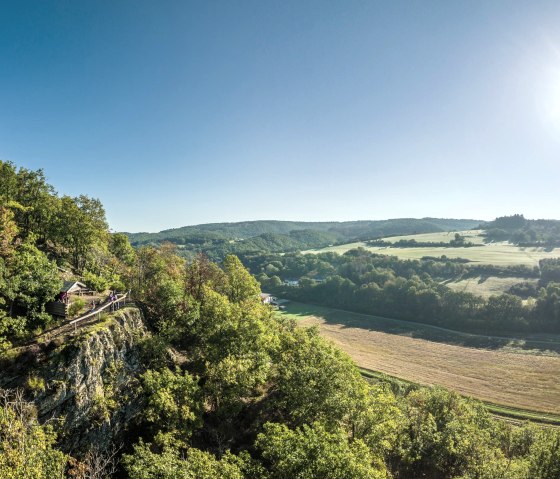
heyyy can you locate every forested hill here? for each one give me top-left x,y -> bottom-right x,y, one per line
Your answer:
480,214 -> 560,245
125,218 -> 481,259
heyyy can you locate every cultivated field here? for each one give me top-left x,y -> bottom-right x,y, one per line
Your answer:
304,241 -> 560,267
381,229 -> 486,244
278,302 -> 560,415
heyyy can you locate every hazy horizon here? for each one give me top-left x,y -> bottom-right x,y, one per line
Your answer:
2,1 -> 560,231
127,214 -> 560,235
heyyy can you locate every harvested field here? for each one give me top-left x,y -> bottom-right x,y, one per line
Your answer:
278,302 -> 560,415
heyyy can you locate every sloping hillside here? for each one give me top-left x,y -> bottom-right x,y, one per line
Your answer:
125,218 -> 481,260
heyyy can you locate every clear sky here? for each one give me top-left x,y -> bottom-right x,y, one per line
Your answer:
2,1 -> 560,232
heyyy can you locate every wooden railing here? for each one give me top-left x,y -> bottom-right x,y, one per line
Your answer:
69,292 -> 130,328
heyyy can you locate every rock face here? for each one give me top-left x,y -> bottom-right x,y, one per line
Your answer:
25,307 -> 146,452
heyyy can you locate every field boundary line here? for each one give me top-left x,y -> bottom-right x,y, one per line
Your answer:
287,301 -> 560,347
358,367 -> 560,427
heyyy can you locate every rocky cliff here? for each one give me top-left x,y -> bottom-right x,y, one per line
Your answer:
0,306 -> 147,453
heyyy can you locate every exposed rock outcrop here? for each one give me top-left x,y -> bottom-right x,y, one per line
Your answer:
0,307 -> 147,453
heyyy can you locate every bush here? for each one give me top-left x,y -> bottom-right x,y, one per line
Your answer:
110,278 -> 126,292
68,299 -> 85,318
83,270 -> 109,293
27,375 -> 46,395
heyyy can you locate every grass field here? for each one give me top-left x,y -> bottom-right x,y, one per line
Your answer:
277,301 -> 560,416
381,229 -> 486,245
304,242 -> 560,267
442,276 -> 538,298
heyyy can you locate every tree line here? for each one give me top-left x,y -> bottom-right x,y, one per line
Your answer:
482,214 -> 560,246
249,249 -> 560,334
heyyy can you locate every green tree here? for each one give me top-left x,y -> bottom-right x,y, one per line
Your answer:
109,232 -> 136,266
527,429 -> 560,479
140,368 -> 202,444
123,442 -> 247,479
272,327 -> 367,428
0,204 -> 19,258
54,195 -> 109,272
3,241 -> 61,325
256,421 -> 386,479
395,387 -> 504,479
223,255 -> 261,303
0,389 -> 67,478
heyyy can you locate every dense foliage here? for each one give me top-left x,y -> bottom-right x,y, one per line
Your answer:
120,250 -> 560,479
482,214 -> 560,246
0,389 -> 67,478
126,218 -> 481,261
249,249 -> 560,334
0,161 -> 135,349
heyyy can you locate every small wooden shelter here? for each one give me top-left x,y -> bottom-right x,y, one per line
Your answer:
61,281 -> 89,296
45,281 -> 91,318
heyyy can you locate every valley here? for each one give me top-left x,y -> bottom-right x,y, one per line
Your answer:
277,301 -> 560,418
304,234 -> 560,268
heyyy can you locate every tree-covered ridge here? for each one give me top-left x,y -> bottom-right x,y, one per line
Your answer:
481,214 -> 560,245
0,160 -> 135,350
125,218 -> 481,260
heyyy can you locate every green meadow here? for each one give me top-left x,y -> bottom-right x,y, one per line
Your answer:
304,230 -> 560,268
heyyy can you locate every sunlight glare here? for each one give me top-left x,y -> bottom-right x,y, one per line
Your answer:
539,67 -> 560,139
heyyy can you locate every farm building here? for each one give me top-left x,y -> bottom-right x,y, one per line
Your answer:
260,293 -> 277,305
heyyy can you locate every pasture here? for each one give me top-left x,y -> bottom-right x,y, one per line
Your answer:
277,301 -> 560,416
381,229 -> 486,244
304,241 -> 560,267
443,275 -> 538,298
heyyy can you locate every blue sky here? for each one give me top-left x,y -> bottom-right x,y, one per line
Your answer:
2,1 -> 560,232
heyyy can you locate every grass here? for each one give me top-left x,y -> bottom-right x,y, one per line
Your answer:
277,301 -> 560,416
443,276 -> 538,298
381,229 -> 486,245
303,229 -> 560,267
305,242 -> 560,267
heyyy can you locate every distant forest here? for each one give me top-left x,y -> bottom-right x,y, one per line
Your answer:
481,214 -> 560,246
126,218 -> 481,260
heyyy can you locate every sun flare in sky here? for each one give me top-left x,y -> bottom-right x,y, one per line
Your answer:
2,2 -> 560,231
539,67 -> 560,139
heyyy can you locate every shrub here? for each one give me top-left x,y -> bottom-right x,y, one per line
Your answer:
68,299 -> 85,318
27,375 -> 46,395
110,278 -> 126,292
83,270 -> 109,293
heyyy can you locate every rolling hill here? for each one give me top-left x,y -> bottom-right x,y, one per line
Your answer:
125,218 -> 481,259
